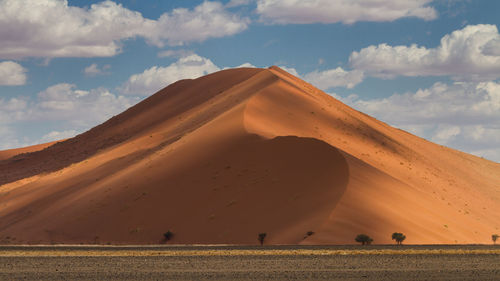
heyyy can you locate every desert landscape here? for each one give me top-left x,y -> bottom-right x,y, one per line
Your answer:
1,1 -> 500,279
1,245 -> 499,280
1,66 -> 499,246
0,0 -> 500,281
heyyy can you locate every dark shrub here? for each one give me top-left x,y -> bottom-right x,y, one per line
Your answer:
391,232 -> 406,245
164,230 -> 173,241
355,234 -> 373,245
258,233 -> 267,245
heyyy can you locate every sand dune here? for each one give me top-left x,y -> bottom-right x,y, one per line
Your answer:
0,66 -> 499,245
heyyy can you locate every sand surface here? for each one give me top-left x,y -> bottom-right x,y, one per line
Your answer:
0,66 -> 499,245
1,245 -> 499,281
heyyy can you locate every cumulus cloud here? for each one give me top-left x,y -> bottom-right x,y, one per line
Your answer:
0,0 -> 248,59
304,67 -> 364,90
35,83 -> 137,126
83,63 -> 110,76
226,0 -> 253,8
0,61 -> 27,85
0,97 -> 28,125
270,65 -> 364,90
256,0 -> 437,24
235,62 -> 257,68
120,54 -> 220,96
223,62 -> 257,69
39,130 -> 78,143
157,49 -> 194,58
482,38 -> 500,56
277,65 -> 299,76
350,24 -> 500,81
146,1 -> 250,47
432,125 -> 461,143
0,125 -> 28,150
336,81 -> 500,162
0,83 -> 138,149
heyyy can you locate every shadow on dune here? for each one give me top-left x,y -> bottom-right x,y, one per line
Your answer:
83,134 -> 351,244
0,135 -> 350,245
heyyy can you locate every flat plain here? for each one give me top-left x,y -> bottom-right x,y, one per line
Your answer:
1,245 -> 499,280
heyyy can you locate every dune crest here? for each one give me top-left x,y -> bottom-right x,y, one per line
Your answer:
0,140 -> 62,161
0,66 -> 499,245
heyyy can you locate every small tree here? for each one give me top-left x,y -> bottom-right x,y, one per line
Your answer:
492,234 -> 499,245
391,232 -> 406,245
258,233 -> 267,245
355,234 -> 373,245
163,230 -> 173,242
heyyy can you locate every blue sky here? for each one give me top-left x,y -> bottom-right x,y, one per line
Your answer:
0,0 -> 499,162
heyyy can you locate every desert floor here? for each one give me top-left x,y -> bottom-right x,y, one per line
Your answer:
0,245 -> 499,280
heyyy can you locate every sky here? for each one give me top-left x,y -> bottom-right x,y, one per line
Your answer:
0,0 -> 499,162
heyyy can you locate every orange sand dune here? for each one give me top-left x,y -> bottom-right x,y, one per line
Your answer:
0,67 -> 499,245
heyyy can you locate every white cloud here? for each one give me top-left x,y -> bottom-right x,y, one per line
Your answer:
0,125 -> 28,150
0,97 -> 28,124
157,49 -> 194,58
121,54 -> 220,96
235,62 -> 256,68
350,24 -> 500,81
83,63 -> 110,76
146,1 -> 249,47
336,80 -> 500,162
0,83 -> 139,150
272,65 -> 365,90
432,125 -> 461,143
304,67 -> 364,90
0,0 -> 148,59
0,0 -> 249,59
256,0 -> 437,24
226,0 -> 253,8
223,62 -> 257,69
35,83 -> 137,127
0,61 -> 27,85
469,148 -> 500,163
277,65 -> 299,76
39,130 -> 78,143
483,38 -> 500,56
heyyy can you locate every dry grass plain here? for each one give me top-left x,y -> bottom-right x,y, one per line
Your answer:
1,245 -> 499,280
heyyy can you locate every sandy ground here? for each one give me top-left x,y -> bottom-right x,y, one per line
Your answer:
0,245 -> 499,280
1,66 -> 499,245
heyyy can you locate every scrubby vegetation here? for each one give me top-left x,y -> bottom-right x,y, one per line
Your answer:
163,230 -> 173,242
258,233 -> 267,245
492,234 -> 499,244
355,234 -> 373,245
391,232 -> 406,245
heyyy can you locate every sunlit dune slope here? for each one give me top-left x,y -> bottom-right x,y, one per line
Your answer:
1,66 -> 499,245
